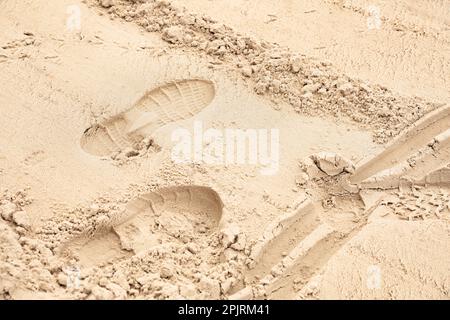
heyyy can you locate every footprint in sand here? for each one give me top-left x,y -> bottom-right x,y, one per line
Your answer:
80,79 -> 216,157
59,185 -> 223,267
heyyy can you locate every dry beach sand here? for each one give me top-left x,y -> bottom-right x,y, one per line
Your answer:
0,0 -> 449,299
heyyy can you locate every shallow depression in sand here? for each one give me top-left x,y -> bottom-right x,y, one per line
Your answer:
80,79 -> 216,157
60,186 -> 223,267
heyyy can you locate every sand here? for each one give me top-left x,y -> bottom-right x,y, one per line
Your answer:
0,0 -> 448,300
